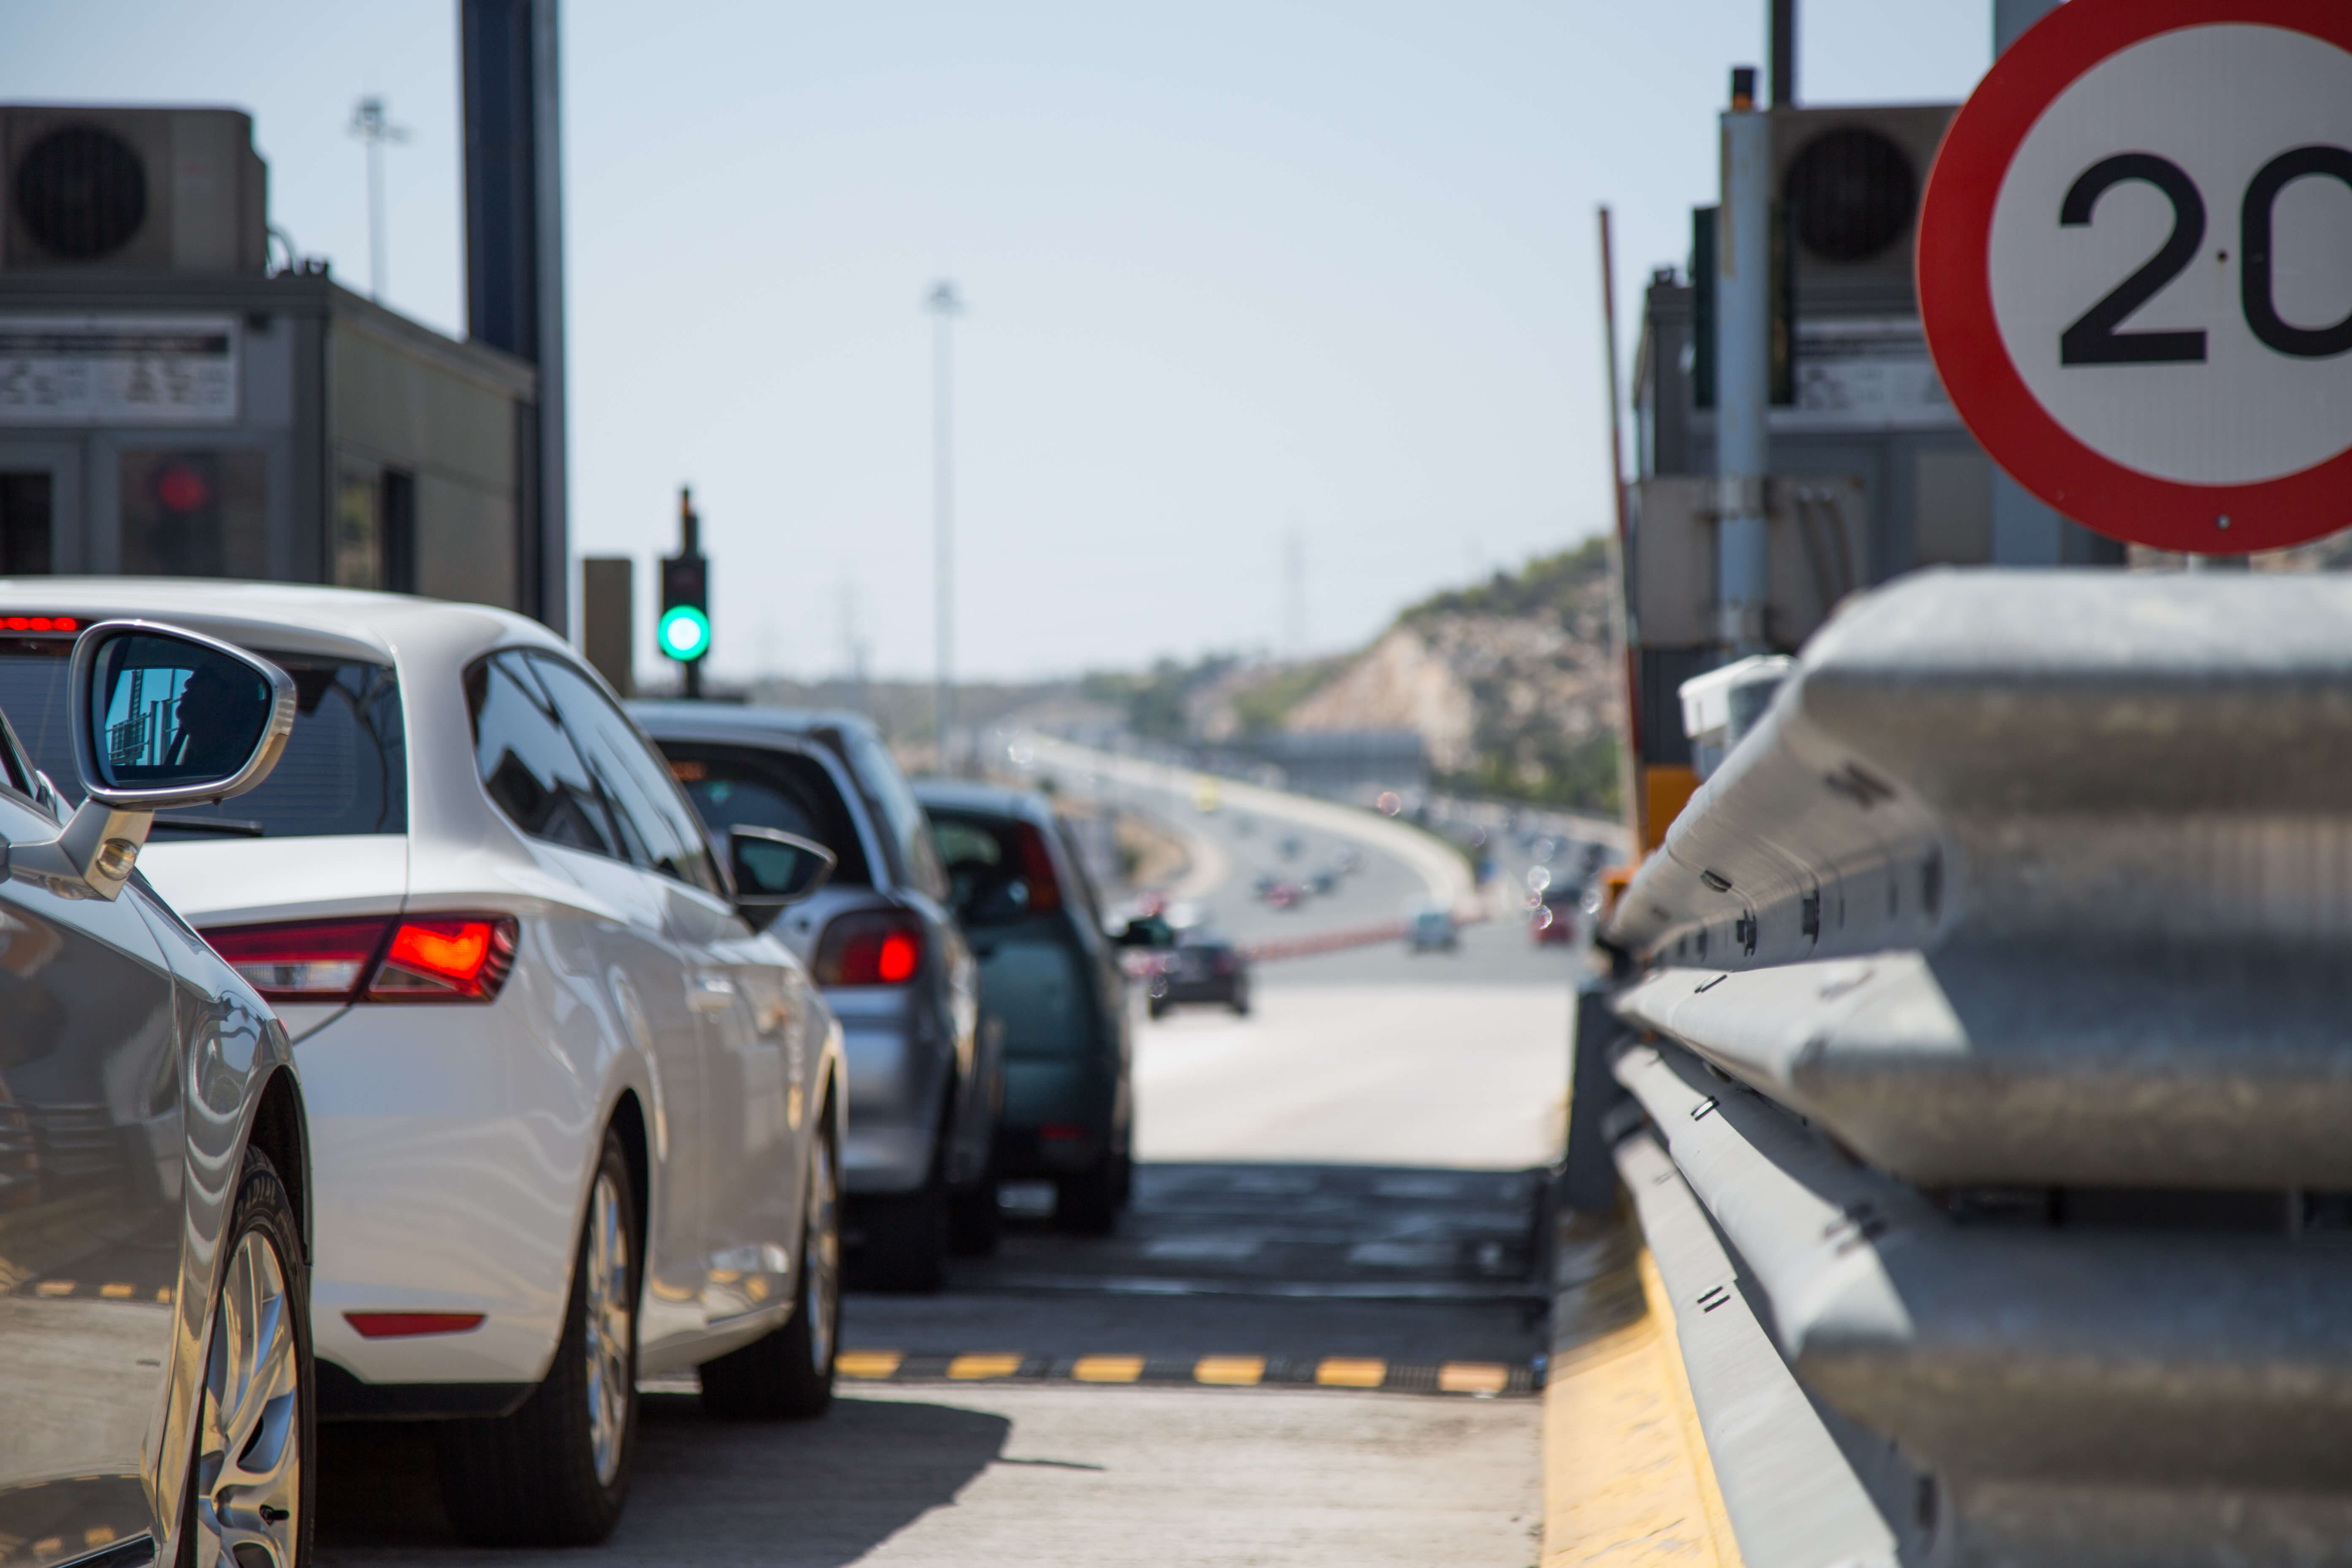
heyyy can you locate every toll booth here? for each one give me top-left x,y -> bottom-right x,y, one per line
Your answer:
1625,102 -> 2123,846
0,106 -> 544,612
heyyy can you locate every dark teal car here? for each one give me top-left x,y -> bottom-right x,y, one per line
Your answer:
914,781 -> 1134,1233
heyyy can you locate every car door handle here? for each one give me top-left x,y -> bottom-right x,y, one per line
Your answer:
690,975 -> 738,1013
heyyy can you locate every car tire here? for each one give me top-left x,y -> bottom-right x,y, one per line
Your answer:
1148,997 -> 1170,1020
947,1146 -> 1003,1258
852,1146 -> 950,1294
699,1108 -> 841,1420
1229,985 -> 1251,1017
180,1145 -> 313,1568
439,1128 -> 641,1546
1056,1149 -> 1127,1236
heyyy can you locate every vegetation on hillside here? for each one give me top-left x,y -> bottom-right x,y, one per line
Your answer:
1399,536 -> 1612,627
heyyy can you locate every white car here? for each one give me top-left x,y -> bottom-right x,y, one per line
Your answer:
0,581 -> 846,1546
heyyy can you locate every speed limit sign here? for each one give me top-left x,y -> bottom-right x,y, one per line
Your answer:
1920,0 -> 2352,552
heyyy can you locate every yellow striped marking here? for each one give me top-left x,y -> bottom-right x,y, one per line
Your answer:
1315,1357 -> 1387,1388
947,1353 -> 1024,1380
83,1527 -> 116,1548
1072,1354 -> 1145,1383
1440,1361 -> 1510,1395
32,1539 -> 60,1559
33,1280 -> 73,1297
836,1350 -> 902,1379
99,1283 -> 134,1300
155,1288 -> 173,1304
1193,1355 -> 1265,1386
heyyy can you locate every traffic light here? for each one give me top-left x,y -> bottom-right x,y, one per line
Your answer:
660,485 -> 711,682
658,553 -> 709,663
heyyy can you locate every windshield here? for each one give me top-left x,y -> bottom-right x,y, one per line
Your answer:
0,635 -> 406,838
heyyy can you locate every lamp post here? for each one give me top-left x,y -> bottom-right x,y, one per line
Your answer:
347,96 -> 409,303
928,279 -> 963,774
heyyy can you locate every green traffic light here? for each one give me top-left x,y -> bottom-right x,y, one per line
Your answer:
658,604 -> 711,662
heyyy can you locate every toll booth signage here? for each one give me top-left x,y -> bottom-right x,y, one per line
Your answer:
1919,0 -> 2352,554
0,315 -> 240,425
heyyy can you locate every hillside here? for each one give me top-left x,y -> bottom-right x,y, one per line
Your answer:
1106,538 -> 1623,812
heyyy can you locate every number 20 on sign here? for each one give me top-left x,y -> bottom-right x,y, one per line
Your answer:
1919,0 -> 2352,553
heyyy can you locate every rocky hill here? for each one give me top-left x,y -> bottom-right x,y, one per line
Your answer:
1163,538 -> 1624,812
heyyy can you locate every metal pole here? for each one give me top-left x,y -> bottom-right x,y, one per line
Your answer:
1716,68 -> 1771,658
680,487 -> 702,701
347,96 -> 407,304
928,281 -> 961,775
1770,0 -> 1797,108
1597,207 -> 1644,852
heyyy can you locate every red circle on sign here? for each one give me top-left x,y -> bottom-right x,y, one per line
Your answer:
1919,0 -> 2352,554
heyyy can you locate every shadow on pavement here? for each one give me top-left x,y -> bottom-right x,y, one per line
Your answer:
317,1392 -> 1010,1565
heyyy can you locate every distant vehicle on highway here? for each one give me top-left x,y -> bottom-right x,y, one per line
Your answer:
1532,886 -> 1584,945
0,617 -> 314,1568
1407,905 -> 1459,953
1278,833 -> 1304,859
2,583 -> 847,1545
915,780 -> 1135,1235
1150,930 -> 1251,1018
1337,847 -> 1366,875
1263,880 -> 1306,910
1192,778 -> 1221,813
1311,867 -> 1340,894
634,704 -> 993,1291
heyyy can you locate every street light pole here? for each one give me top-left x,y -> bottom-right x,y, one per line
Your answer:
347,96 -> 409,303
928,280 -> 963,775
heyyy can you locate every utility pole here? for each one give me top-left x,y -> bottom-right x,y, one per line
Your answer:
348,95 -> 409,303
1284,529 -> 1307,656
1715,65 -> 1771,658
928,280 -> 963,774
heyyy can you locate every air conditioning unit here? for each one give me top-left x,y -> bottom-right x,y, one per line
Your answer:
1770,104 -> 1956,317
1,106 -> 267,275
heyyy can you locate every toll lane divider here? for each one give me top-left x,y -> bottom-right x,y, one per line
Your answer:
832,1348 -> 1534,1397
1589,573 -> 2352,1567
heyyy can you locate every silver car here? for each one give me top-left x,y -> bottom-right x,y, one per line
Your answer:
632,706 -> 993,1292
0,619 -> 313,1568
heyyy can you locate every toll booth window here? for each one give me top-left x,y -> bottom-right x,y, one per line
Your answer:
120,450 -> 266,579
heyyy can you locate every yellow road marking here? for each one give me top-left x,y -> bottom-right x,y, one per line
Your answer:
32,1539 -> 60,1559
83,1527 -> 116,1548
947,1353 -> 1024,1380
1193,1355 -> 1264,1386
155,1288 -> 173,1304
1315,1357 -> 1387,1387
99,1283 -> 134,1300
1072,1355 -> 1145,1383
837,1350 -> 902,1379
1440,1361 -> 1510,1395
34,1280 -> 73,1297
1541,1250 -> 1742,1568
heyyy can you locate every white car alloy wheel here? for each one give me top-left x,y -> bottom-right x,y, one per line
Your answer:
196,1227 -> 303,1568
583,1170 -> 633,1488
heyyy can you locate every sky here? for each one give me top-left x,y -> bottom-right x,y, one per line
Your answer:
4,1 -> 1995,683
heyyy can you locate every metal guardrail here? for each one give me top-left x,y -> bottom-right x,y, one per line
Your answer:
1585,571 -> 2352,1567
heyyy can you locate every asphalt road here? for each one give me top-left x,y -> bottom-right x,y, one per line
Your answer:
317,750 -> 1588,1568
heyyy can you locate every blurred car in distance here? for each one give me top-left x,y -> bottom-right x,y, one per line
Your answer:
635,704 -> 993,1290
1263,880 -> 1305,910
916,780 -> 1135,1234
1150,930 -> 1250,1018
1532,885 -> 1584,945
1278,834 -> 1303,859
0,617 -> 314,1568
1407,905 -> 1459,953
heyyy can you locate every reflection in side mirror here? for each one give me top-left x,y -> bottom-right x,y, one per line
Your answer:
78,625 -> 294,807
1115,915 -> 1175,950
13,621 -> 294,901
730,826 -> 836,918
